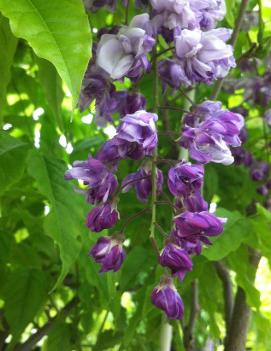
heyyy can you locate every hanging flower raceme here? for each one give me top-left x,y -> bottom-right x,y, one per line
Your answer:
180,100 -> 244,165
89,235 -> 125,272
151,276 -> 184,320
96,14 -> 155,80
159,28 -> 235,87
122,165 -> 163,202
64,157 -> 118,205
86,203 -> 119,232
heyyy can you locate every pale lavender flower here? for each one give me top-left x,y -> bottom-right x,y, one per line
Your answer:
265,109 -> 271,127
150,0 -> 198,33
180,101 -> 244,165
173,28 -> 235,85
96,14 -> 155,80
190,0 -> 226,29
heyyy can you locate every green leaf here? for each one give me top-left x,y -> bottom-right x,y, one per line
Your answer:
0,0 -> 91,104
225,0 -> 235,27
120,247 -> 149,291
203,208 -> 251,261
27,150 -> 87,288
3,268 -> 48,344
0,14 -> 17,125
227,246 -> 260,308
93,330 -> 123,351
37,58 -> 64,131
44,322 -> 71,351
0,132 -> 28,195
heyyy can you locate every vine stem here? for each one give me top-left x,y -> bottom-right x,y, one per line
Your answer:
210,0 -> 250,100
150,46 -> 159,247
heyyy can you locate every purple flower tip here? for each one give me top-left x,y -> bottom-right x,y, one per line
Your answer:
86,203 -> 119,232
151,277 -> 184,320
90,236 -> 125,272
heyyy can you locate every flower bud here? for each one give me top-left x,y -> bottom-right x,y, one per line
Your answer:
86,203 -> 119,232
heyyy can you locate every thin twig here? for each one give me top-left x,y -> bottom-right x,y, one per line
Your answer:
215,261 -> 233,336
158,105 -> 190,113
155,222 -> 169,237
121,208 -> 149,232
119,175 -> 150,191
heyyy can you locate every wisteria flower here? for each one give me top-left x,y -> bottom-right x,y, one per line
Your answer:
174,210 -> 226,238
150,0 -> 198,33
159,243 -> 193,280
89,235 -> 125,272
96,14 -> 155,80
86,203 -> 119,232
65,157 -> 118,204
151,277 -> 184,319
180,100 -> 244,165
168,161 -> 204,197
190,0 -> 226,29
122,166 -> 163,202
159,28 -> 235,87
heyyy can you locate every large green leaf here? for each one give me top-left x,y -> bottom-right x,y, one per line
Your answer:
0,131 -> 28,195
37,58 -> 64,131
27,150 -> 88,287
0,0 -> 91,104
3,268 -> 48,344
203,208 -> 251,261
44,322 -> 72,351
0,14 -> 17,125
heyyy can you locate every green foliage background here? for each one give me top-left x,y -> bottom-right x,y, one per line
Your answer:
0,0 -> 271,350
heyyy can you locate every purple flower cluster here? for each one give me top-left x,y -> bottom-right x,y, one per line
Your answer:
65,109 -> 158,271
69,1 -> 244,321
180,101 -> 244,165
152,160 -> 226,319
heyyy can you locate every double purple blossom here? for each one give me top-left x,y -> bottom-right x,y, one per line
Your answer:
96,14 -> 155,80
180,101 -> 244,165
90,236 -> 125,272
168,161 -> 204,197
64,157 -> 118,205
98,110 -> 158,163
159,28 -> 235,87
